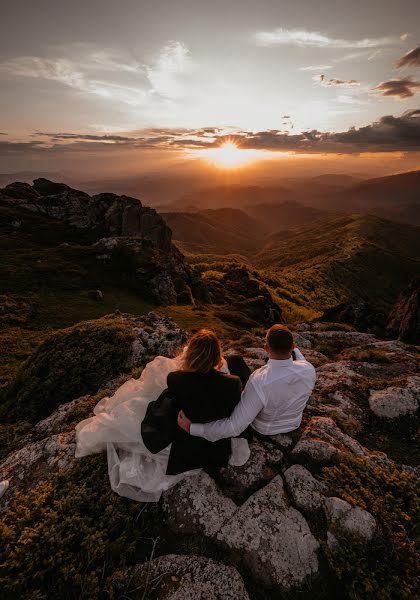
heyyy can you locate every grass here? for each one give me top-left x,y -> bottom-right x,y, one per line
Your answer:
322,456 -> 419,600
0,455 -> 163,600
0,315 -> 136,424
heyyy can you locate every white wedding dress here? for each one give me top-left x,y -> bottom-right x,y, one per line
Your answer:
75,349 -> 250,502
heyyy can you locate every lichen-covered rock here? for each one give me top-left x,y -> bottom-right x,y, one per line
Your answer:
270,432 -> 294,449
217,475 -> 320,592
217,439 -> 283,500
292,417 -> 371,465
0,432 -> 76,509
162,471 -> 237,536
324,496 -> 376,541
125,311 -> 188,368
296,329 -> 376,349
368,376 -> 420,419
163,472 -> 320,594
284,464 -> 327,514
293,332 -> 313,348
109,554 -> 250,600
315,362 -> 363,390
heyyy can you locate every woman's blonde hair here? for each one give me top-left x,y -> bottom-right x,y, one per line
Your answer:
182,329 -> 222,373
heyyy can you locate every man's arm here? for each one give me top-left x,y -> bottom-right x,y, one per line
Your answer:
294,346 -> 317,386
179,379 -> 265,442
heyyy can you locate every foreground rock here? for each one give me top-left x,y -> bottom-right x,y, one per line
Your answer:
324,497 -> 377,544
292,417 -> 371,465
109,554 -> 250,600
0,432 -> 76,510
369,376 -> 420,419
284,464 -> 327,515
164,473 -> 320,594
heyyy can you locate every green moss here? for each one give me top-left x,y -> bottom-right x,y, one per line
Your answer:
0,315 -> 136,423
0,455 -> 162,600
322,456 -> 420,600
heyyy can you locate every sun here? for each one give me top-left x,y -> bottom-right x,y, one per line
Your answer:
212,141 -> 245,167
194,140 -> 265,168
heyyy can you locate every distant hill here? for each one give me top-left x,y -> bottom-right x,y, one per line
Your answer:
243,200 -> 333,234
308,170 -> 420,224
161,207 -> 266,254
167,184 -> 298,211
254,213 -> 420,314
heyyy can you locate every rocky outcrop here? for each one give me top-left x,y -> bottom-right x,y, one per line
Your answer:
163,473 -> 320,594
211,267 -> 282,326
369,376 -> 420,420
387,278 -> 420,344
109,554 -> 250,600
0,179 -> 208,304
1,320 -> 418,599
324,497 -> 376,544
321,301 -> 387,336
284,464 -> 327,515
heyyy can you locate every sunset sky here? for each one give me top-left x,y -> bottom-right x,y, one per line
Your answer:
1,0 -> 419,178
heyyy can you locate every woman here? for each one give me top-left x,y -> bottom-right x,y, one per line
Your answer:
75,329 -> 250,502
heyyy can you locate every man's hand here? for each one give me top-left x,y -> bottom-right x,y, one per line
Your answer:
177,410 -> 191,433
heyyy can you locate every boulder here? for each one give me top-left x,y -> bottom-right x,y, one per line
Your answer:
163,473 -> 320,594
292,417 -> 370,465
284,464 -> 327,514
163,471 -> 237,537
216,439 -> 283,500
109,554 -> 250,600
368,376 -> 420,419
217,476 -> 320,592
324,496 -> 376,542
0,432 -> 76,510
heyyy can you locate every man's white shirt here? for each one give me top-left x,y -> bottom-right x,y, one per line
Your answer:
190,348 -> 316,441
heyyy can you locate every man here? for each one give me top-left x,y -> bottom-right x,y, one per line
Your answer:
177,324 -> 316,441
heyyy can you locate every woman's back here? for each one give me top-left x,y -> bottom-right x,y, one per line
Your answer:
166,369 -> 242,475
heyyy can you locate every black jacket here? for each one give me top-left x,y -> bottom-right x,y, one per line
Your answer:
140,369 -> 242,476
166,369 -> 242,475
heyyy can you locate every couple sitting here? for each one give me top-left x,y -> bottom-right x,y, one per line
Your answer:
75,324 -> 316,502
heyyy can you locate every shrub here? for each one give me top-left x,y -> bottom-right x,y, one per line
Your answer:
322,456 -> 419,599
0,455 -> 162,600
0,315 -> 136,423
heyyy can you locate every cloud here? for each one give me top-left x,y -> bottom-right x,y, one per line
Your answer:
395,47 -> 420,68
254,28 -> 399,49
2,111 -> 419,156
298,64 -> 332,71
373,77 -> 420,98
0,55 -> 147,106
317,74 -> 361,87
145,41 -> 194,98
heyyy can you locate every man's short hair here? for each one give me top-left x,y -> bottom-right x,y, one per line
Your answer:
266,324 -> 294,354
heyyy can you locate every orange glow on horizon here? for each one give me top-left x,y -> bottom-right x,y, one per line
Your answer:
190,140 -> 280,168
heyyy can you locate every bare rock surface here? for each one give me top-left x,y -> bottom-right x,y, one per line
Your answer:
109,554 -> 251,600
324,496 -> 377,541
216,439 -> 283,500
369,376 -> 420,419
284,464 -> 327,514
0,432 -> 76,509
217,476 -> 320,592
292,417 -> 373,465
163,473 -> 320,593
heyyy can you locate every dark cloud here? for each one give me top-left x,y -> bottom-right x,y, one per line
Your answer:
374,77 -> 420,98
319,74 -> 360,86
395,46 -> 420,68
1,111 -> 419,157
